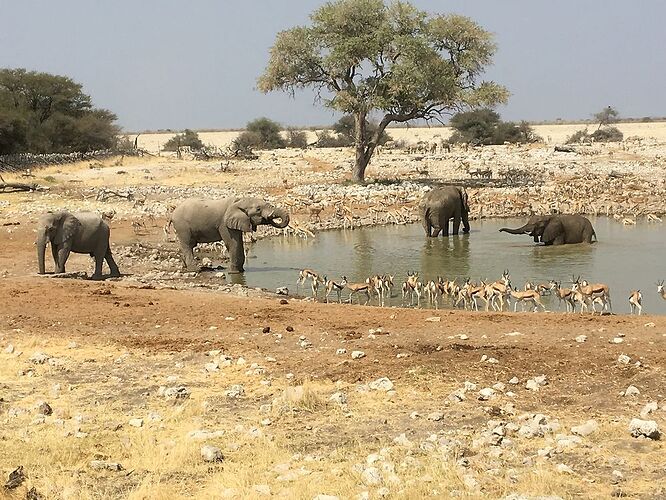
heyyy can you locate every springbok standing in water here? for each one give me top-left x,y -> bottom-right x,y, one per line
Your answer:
628,290 -> 642,315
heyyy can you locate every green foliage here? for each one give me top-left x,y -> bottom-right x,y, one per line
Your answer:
247,117 -> 286,149
286,128 -> 308,148
593,106 -> 619,128
591,126 -> 623,142
162,129 -> 204,151
257,0 -> 507,181
231,131 -> 263,152
0,68 -> 119,154
314,129 -> 349,147
448,109 -> 539,145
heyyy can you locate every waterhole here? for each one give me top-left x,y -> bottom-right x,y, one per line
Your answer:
228,217 -> 665,314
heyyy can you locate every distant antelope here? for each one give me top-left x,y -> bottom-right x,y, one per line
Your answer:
346,279 -> 371,305
572,276 -> 612,313
381,274 -> 395,299
509,288 -> 546,312
657,280 -> 666,301
366,275 -> 386,306
325,276 -> 347,303
402,272 -> 423,306
424,279 -> 440,309
297,269 -> 324,298
486,270 -> 511,311
628,290 -> 642,315
549,280 -> 575,313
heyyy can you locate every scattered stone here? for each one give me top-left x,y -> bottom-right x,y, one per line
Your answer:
611,337 -> 624,344
201,444 -> 224,462
624,385 -> 640,397
204,362 -> 219,372
556,463 -> 574,474
640,402 -> 659,418
427,412 -> 444,422
163,386 -> 190,400
37,402 -> 52,416
4,344 -> 15,354
424,316 -> 441,322
368,377 -> 394,392
361,467 -> 382,486
351,351 -> 366,359
128,418 -> 143,428
254,484 -> 271,496
225,385 -> 245,398
617,354 -> 631,364
336,348 -> 347,355
329,392 -> 347,405
628,418 -> 661,440
29,352 -> 50,364
276,287 -> 289,295
478,388 -> 495,401
644,322 -> 655,328
286,326 -> 294,332
575,335 -> 587,343
571,420 -> 599,437
90,460 -> 123,471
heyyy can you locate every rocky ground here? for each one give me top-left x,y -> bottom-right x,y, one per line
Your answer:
1,131 -> 665,498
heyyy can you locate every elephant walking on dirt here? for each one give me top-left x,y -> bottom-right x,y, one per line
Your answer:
37,211 -> 120,280
499,214 -> 596,245
420,186 -> 470,237
171,198 -> 290,273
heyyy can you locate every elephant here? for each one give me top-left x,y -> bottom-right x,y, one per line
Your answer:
499,214 -> 596,245
171,197 -> 290,273
37,211 -> 120,279
420,186 -> 470,237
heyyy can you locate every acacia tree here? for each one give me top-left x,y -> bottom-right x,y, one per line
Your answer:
258,0 -> 508,182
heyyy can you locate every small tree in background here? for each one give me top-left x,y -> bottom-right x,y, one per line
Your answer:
233,117 -> 286,151
162,129 -> 204,151
286,128 -> 309,148
567,106 -> 623,143
258,0 -> 507,182
448,109 -> 539,145
594,106 -> 619,130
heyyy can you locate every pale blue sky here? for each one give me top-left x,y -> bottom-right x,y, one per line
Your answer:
1,0 -> 664,131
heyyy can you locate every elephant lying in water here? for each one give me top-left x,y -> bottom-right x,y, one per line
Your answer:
37,211 -> 120,279
499,214 -> 596,245
171,197 -> 290,273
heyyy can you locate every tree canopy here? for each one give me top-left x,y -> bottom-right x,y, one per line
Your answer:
258,0 -> 507,181
0,68 -> 120,154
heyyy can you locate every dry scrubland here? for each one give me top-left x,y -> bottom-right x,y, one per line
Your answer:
1,123 -> 666,499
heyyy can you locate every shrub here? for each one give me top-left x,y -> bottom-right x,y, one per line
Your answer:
231,131 -> 263,152
163,129 -> 204,151
590,126 -> 623,142
566,129 -> 590,144
286,128 -> 308,149
448,109 -> 539,145
314,130 -> 347,148
244,117 -> 286,149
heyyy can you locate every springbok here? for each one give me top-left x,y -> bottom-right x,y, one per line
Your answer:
297,269 -> 325,298
657,280 -> 666,301
549,280 -> 575,313
325,276 -> 347,303
402,272 -> 423,306
346,279 -> 371,305
572,276 -> 612,313
628,290 -> 642,315
509,288 -> 547,312
486,270 -> 512,311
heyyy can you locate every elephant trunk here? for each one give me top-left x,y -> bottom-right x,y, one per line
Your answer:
499,224 -> 532,235
267,207 -> 290,228
37,232 -> 47,274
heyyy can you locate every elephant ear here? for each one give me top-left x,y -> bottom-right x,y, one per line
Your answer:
541,217 -> 564,243
226,205 -> 253,232
55,213 -> 81,245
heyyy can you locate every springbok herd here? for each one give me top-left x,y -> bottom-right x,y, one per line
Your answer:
297,269 -> 666,315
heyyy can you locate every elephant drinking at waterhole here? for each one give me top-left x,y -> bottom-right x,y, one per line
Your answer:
499,215 -> 596,245
37,211 -> 120,279
420,186 -> 470,237
171,198 -> 290,273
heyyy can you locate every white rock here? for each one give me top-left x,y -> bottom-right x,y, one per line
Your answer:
478,388 -> 495,400
617,354 -> 631,364
575,335 -> 587,343
556,463 -> 573,474
351,351 -> 366,359
424,316 -> 441,322
508,377 -> 520,385
29,352 -> 50,364
225,384 -> 245,398
329,392 -> 347,405
361,467 -> 382,485
427,412 -> 444,421
128,418 -> 143,428
624,385 -> 640,397
640,402 -> 659,418
369,377 -> 394,391
611,337 -> 624,344
336,348 -> 347,355
90,460 -> 123,471
571,419 -> 598,437
628,418 -> 661,440
393,433 -> 413,447
163,386 -> 190,400
187,429 -> 226,440
201,444 -> 224,462
204,362 -> 219,372
4,344 -> 14,354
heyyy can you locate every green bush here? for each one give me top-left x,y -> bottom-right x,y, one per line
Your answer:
314,130 -> 348,148
590,126 -> 623,142
244,117 -> 286,149
448,109 -> 539,145
231,131 -> 263,152
286,128 -> 308,149
163,129 -> 204,151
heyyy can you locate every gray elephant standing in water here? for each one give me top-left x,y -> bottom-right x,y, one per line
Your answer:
499,214 -> 596,245
37,211 -> 120,279
171,198 -> 290,273
420,186 -> 470,237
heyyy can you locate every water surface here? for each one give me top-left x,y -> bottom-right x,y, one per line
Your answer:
231,217 -> 666,314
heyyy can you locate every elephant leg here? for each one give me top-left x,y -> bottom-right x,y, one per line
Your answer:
179,238 -> 198,271
105,248 -> 121,277
91,255 -> 104,280
431,227 -> 441,237
51,244 -> 60,271
452,217 -> 461,235
220,229 -> 245,274
57,247 -> 71,274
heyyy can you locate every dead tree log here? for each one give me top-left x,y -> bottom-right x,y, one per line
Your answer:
0,182 -> 39,192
